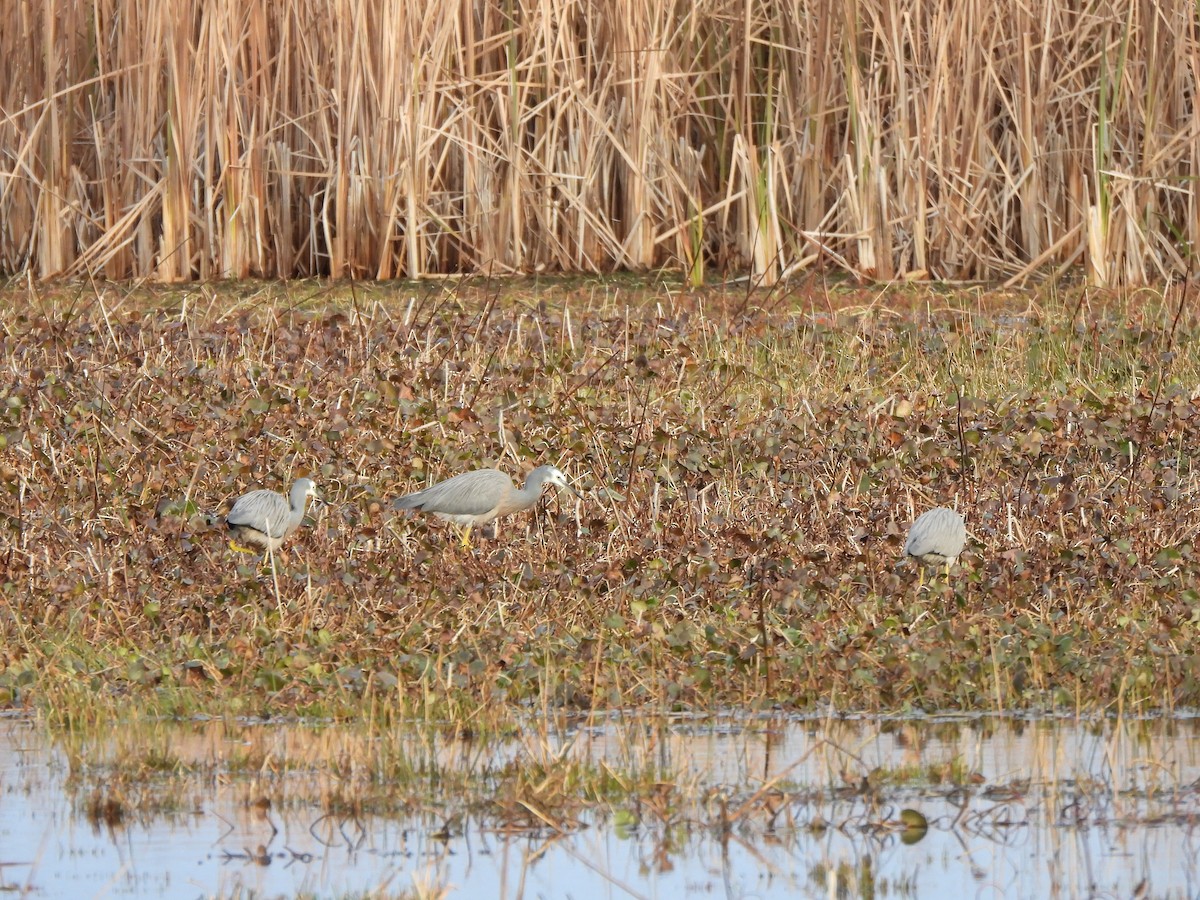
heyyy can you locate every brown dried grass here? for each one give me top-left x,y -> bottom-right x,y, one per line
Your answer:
3,278 -> 1200,720
3,1 -> 1198,285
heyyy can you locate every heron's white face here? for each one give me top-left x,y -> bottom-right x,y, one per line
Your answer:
545,466 -> 582,499
297,479 -> 320,505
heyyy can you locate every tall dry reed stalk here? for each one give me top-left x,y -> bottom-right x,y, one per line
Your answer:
2,0 -> 1197,285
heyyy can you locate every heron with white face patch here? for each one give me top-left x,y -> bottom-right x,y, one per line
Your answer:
904,506 -> 966,584
393,465 -> 579,547
226,478 -> 318,554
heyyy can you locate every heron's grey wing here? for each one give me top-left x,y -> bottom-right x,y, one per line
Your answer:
946,528 -> 966,557
904,526 -> 934,557
905,508 -> 965,558
394,469 -> 511,517
227,490 -> 291,539
904,516 -> 929,556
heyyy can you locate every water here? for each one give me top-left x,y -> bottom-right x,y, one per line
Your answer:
2,713 -> 1200,898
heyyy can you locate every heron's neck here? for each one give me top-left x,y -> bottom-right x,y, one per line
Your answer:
517,481 -> 545,506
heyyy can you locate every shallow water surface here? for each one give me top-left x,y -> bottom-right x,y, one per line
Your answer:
2,713 -> 1199,898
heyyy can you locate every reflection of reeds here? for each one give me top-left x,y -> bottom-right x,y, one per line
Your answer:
9,713 -> 1200,897
36,714 -> 1200,843
4,2 -> 1200,285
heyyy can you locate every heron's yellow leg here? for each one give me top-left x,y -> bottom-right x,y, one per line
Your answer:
457,525 -> 474,549
229,540 -> 258,554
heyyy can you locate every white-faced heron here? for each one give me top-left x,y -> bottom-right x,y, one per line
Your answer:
393,465 -> 579,547
226,477 -> 318,554
904,506 -> 966,583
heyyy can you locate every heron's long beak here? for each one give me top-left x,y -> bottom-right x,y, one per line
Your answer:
561,482 -> 582,501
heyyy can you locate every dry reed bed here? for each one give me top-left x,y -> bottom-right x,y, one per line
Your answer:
1,278 -> 1200,721
3,1 -> 1198,285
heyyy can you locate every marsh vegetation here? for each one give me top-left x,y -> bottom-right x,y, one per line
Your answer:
2,277 -> 1199,727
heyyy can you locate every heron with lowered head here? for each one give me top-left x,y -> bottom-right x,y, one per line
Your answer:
393,465 -> 579,547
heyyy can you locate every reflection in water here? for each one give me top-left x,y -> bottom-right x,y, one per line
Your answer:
1,713 -> 1199,898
